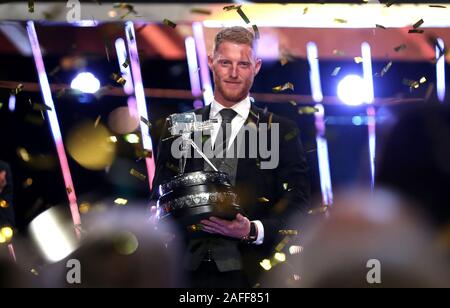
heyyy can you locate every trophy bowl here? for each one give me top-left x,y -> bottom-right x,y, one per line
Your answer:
157,171 -> 242,226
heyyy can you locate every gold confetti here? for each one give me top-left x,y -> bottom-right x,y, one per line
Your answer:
237,7 -> 251,24
284,129 -> 298,141
190,8 -> 212,15
420,76 -> 427,84
28,0 -> 34,13
188,224 -> 203,232
409,29 -> 424,34
113,3 -> 137,19
0,199 -> 8,209
380,61 -> 393,77
334,18 -> 348,24
283,183 -> 289,190
272,82 -> 294,93
114,198 -> 128,205
136,149 -> 153,161
140,116 -> 152,128
303,7 -> 309,15
122,57 -> 130,68
275,236 -> 290,252
0,102 -> 3,110
403,78 -> 420,89
331,67 -> 341,76
111,73 -> 126,86
278,230 -> 299,236
79,202 -> 91,214
223,5 -> 240,11
32,103 -> 52,112
413,19 -> 424,29
252,25 -> 260,40
130,168 -> 146,181
30,269 -> 39,276
354,57 -> 363,64
11,84 -> 24,95
66,187 -> 73,194
394,44 -> 407,52
94,116 -> 101,128
298,106 -> 319,115
258,197 -> 270,203
163,19 -> 177,28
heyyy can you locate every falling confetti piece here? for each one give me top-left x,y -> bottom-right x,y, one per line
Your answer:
258,197 -> 270,203
94,116 -> 101,128
308,206 -> 329,215
122,57 -> 130,68
413,19 -> 424,29
303,7 -> 309,15
409,29 -> 424,34
130,168 -> 146,181
28,0 -> 34,13
190,8 -> 212,15
11,84 -> 24,95
49,66 -> 61,77
223,5 -> 240,11
111,73 -> 126,86
380,61 -> 393,77
284,129 -> 298,141
136,149 -> 153,161
140,116 -> 152,128
298,106 -> 319,115
283,183 -> 289,190
394,44 -> 407,52
66,187 -> 73,194
23,178 -> 33,188
79,202 -> 91,214
32,103 -> 52,112
403,78 -> 420,89
354,57 -> 363,64
272,82 -> 294,93
163,19 -> 177,28
278,230 -> 298,236
30,269 -> 39,276
429,5 -> 447,8
188,224 -> 204,232
114,198 -> 128,205
331,67 -> 341,76
334,18 -> 348,24
252,25 -> 260,39
289,101 -> 297,106
419,76 -> 427,84
376,24 -> 387,29
237,7 -> 251,24
385,1 -> 395,7
424,83 -> 435,101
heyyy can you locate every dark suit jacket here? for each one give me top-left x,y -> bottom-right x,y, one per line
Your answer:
151,103 -> 311,283
0,160 -> 15,228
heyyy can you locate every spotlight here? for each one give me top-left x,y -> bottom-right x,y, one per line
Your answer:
337,75 -> 366,106
71,72 -> 100,94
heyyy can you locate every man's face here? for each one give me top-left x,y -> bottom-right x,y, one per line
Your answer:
0,170 -> 7,192
208,41 -> 262,106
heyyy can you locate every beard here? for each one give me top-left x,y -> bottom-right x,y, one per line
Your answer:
215,77 -> 253,103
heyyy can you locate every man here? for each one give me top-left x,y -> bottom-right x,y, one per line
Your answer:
151,27 -> 310,287
0,160 -> 15,228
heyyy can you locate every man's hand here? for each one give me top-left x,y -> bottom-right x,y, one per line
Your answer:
0,170 -> 7,194
200,213 -> 251,239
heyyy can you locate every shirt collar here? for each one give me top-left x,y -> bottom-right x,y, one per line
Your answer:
210,96 -> 251,120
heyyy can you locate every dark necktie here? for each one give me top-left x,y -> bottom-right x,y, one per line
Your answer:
214,108 -> 238,155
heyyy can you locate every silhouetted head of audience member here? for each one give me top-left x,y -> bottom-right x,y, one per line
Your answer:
376,103 -> 450,249
46,207 -> 183,288
264,189 -> 450,288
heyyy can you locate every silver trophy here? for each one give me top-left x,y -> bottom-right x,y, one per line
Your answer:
157,113 -> 241,226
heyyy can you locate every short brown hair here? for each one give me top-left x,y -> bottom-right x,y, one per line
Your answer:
214,26 -> 255,54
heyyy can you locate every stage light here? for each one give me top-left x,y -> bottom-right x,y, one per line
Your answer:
1,227 -> 13,239
337,75 -> 366,106
71,72 -> 101,94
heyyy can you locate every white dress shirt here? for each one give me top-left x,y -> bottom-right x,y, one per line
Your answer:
209,97 -> 264,245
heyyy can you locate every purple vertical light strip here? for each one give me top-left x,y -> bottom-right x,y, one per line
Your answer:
185,36 -> 204,109
26,21 -> 81,233
436,38 -> 446,103
124,21 -> 155,190
115,38 -> 138,118
306,42 -> 333,206
367,106 -> 376,189
193,22 -> 214,106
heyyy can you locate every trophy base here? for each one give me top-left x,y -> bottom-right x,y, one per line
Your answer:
157,171 -> 243,228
